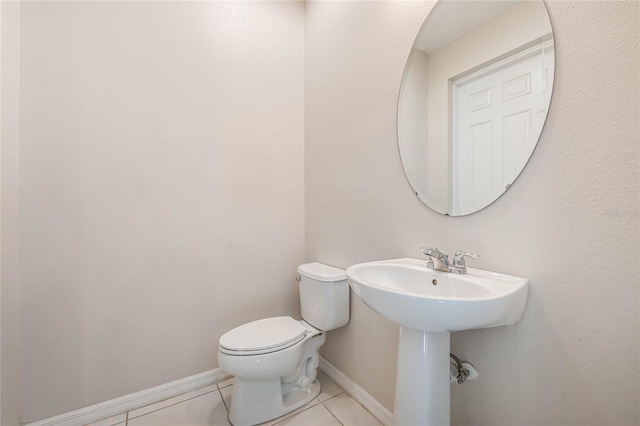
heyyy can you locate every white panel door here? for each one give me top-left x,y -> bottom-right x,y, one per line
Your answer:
452,42 -> 553,215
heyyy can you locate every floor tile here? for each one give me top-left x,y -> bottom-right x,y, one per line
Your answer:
219,384 -> 232,412
83,413 -> 126,426
217,377 -> 234,389
316,370 -> 344,402
323,393 -> 383,426
259,398 -> 322,426
128,384 -> 218,419
273,404 -> 341,426
221,384 -> 321,426
128,390 -> 230,426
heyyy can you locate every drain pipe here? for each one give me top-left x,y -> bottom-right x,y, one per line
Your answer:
449,353 -> 479,384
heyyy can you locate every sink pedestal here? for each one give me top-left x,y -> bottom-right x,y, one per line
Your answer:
347,258 -> 529,426
394,328 -> 450,426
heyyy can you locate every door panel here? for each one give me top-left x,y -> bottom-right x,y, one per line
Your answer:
452,42 -> 553,215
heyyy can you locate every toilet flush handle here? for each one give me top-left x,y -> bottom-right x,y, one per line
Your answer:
296,275 -> 301,281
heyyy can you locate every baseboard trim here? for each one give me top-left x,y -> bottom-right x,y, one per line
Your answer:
24,368 -> 231,426
26,358 -> 392,426
319,356 -> 393,426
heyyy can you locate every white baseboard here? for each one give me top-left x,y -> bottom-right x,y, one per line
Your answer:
24,369 -> 231,426
26,358 -> 392,426
319,356 -> 393,426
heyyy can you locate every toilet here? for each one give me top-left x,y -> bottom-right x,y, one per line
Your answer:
217,262 -> 350,426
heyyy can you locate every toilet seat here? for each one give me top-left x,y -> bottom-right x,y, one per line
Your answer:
219,316 -> 307,355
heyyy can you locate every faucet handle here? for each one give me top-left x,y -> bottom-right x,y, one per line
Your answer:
452,251 -> 479,267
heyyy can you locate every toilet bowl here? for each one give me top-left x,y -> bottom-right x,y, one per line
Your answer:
217,263 -> 349,426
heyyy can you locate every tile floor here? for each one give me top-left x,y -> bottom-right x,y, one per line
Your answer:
86,371 -> 383,426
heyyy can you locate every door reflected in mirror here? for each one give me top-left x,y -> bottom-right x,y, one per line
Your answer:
398,0 -> 554,216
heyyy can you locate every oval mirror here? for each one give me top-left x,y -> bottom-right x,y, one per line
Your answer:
398,0 -> 554,216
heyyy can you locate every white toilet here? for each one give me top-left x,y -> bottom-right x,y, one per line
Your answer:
217,262 -> 350,426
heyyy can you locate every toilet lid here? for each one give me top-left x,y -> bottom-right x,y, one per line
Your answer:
219,316 -> 307,353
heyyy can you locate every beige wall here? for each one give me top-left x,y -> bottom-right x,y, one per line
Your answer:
398,50 -> 429,203
4,1 -> 639,424
18,1 -> 304,422
1,2 -> 21,425
306,1 -> 639,425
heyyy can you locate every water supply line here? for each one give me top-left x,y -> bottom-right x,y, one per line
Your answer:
450,353 -> 478,384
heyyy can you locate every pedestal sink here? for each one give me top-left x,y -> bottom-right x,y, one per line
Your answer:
346,258 -> 528,426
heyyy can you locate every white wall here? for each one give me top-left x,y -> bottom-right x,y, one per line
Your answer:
306,1 -> 639,425
18,1 -> 304,422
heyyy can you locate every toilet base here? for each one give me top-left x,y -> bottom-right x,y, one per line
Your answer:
228,378 -> 320,426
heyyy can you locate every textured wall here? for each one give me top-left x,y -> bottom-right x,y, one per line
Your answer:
18,2 -> 304,422
306,1 -> 639,425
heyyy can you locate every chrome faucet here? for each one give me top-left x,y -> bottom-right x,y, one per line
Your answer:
420,247 -> 451,272
420,248 -> 479,274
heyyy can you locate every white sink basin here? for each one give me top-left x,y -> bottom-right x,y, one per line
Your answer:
346,257 -> 530,425
347,258 -> 529,426
346,257 -> 528,332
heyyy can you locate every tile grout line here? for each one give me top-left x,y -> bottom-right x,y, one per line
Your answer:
271,400 -> 323,426
216,384 -> 234,426
210,379 -> 338,426
269,391 -> 346,426
323,392 -> 384,426
217,383 -> 229,413
320,392 -> 348,426
318,390 -> 344,404
126,388 -> 220,422
267,390 -> 348,425
320,400 -> 345,426
109,378 -> 356,426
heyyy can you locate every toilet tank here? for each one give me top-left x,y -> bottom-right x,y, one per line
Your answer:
297,262 -> 350,331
